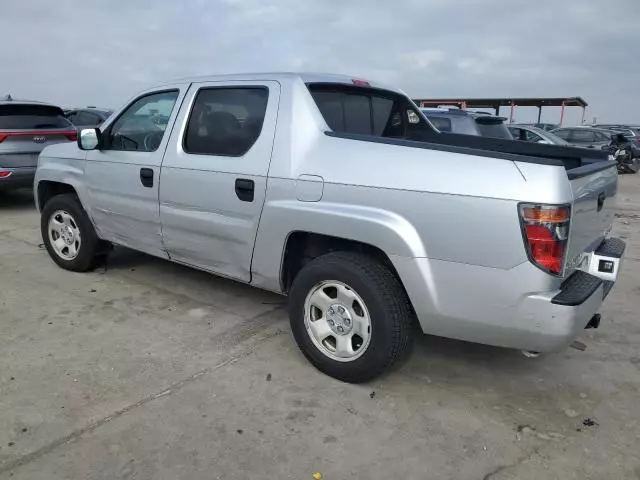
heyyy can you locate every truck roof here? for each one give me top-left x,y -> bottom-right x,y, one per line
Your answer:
157,72 -> 404,94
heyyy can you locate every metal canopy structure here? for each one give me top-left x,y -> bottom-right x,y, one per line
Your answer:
413,96 -> 588,125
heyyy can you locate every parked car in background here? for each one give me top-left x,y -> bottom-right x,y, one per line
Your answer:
593,125 -> 640,147
551,126 -> 620,149
35,73 -> 624,382
1,96 -> 77,191
594,124 -> 640,136
64,107 -> 112,130
508,124 -> 571,145
519,123 -> 559,132
421,108 -> 513,139
552,126 -> 639,173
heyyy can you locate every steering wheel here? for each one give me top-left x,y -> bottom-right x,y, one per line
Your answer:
143,131 -> 163,151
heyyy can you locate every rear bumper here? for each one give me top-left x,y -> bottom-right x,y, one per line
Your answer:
0,167 -> 36,191
392,237 -> 626,353
551,238 -> 626,306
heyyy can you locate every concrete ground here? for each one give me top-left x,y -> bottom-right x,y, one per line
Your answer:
1,176 -> 639,480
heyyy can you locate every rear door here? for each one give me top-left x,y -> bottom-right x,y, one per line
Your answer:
159,80 -> 280,282
0,103 -> 76,169
84,87 -> 185,257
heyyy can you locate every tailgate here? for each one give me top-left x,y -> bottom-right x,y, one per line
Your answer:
565,162 -> 618,274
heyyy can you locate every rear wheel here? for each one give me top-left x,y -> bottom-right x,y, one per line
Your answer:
41,194 -> 104,272
289,251 -> 413,383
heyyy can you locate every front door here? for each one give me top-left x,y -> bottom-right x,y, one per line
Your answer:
159,81 -> 280,282
84,87 -> 184,257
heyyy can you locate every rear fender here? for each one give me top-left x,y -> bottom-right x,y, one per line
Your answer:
250,200 -> 426,293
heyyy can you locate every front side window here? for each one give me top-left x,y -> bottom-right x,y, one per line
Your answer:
184,87 -> 268,157
524,130 -> 543,142
106,90 -> 179,152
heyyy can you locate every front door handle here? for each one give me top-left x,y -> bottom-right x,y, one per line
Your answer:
235,178 -> 255,202
140,168 -> 154,188
597,192 -> 606,211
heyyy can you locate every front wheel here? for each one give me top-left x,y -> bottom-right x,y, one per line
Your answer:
289,251 -> 414,383
41,194 -> 103,272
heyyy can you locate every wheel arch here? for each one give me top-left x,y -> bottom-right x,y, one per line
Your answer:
36,181 -> 79,211
280,231 -> 407,294
251,200 -> 426,295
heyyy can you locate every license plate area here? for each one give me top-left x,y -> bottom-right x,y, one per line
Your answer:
576,237 -> 625,282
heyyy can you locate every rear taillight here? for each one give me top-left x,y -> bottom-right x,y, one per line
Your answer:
0,130 -> 77,142
520,204 -> 570,275
0,171 -> 12,178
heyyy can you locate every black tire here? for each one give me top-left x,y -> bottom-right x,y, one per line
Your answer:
41,194 -> 103,272
289,251 -> 414,383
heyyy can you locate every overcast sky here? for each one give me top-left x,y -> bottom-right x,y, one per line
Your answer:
2,0 -> 639,125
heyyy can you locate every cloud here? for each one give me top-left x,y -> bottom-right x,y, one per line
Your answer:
1,0 -> 639,124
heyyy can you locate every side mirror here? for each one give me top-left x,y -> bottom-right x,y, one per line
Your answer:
78,128 -> 102,150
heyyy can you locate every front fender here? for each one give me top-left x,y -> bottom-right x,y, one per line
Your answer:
35,154 -> 88,212
251,199 -> 425,292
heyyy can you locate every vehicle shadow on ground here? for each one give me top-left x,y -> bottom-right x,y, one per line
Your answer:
0,189 -> 35,211
106,246 -> 541,373
102,246 -> 286,304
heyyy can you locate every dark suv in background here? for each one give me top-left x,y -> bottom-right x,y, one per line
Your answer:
420,108 -> 513,139
64,107 -> 113,130
1,96 -> 77,191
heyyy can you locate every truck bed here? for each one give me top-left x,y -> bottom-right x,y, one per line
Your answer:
326,130 -> 615,177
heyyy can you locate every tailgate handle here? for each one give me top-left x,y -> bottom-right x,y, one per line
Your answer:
597,192 -> 606,212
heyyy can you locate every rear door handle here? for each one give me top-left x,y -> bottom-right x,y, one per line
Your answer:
235,178 -> 255,202
140,168 -> 154,188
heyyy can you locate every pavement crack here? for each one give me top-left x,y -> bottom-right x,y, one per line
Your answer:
481,448 -> 538,480
0,326 -> 285,475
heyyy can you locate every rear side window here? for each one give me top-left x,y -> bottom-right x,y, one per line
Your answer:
0,104 -> 71,129
308,83 -> 435,139
184,87 -> 268,156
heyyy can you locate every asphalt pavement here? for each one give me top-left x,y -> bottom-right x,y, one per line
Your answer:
1,177 -> 639,480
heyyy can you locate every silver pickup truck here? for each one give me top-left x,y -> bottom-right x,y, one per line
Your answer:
35,73 -> 625,383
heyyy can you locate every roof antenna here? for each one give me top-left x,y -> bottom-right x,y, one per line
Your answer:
3,94 -> 12,101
